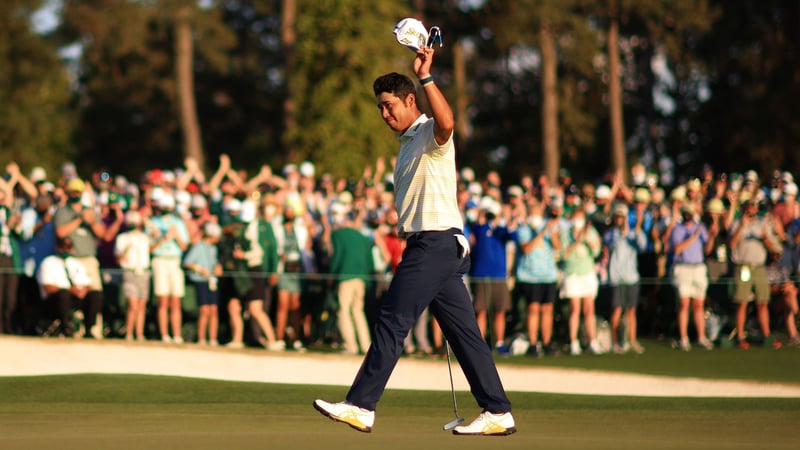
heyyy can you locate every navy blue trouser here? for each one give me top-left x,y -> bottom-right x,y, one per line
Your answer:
346,228 -> 512,413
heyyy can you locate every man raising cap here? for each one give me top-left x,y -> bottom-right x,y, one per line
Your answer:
313,37 -> 515,437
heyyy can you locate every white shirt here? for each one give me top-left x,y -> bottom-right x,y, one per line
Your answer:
393,115 -> 463,236
36,255 -> 92,298
114,229 -> 151,272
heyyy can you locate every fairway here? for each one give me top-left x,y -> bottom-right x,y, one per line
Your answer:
1,375 -> 798,450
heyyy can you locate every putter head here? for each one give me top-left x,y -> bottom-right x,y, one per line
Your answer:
442,416 -> 464,431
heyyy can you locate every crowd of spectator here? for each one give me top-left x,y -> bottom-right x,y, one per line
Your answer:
0,156 -> 798,357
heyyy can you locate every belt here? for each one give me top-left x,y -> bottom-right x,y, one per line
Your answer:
399,228 -> 460,240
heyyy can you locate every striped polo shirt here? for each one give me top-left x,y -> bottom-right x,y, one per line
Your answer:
393,115 -> 464,236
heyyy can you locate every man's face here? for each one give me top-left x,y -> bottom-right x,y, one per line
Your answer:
377,92 -> 415,132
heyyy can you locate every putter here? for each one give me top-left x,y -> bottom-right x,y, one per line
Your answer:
442,340 -> 465,431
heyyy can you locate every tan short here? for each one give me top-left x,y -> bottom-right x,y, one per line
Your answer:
152,256 -> 185,298
733,264 -> 770,304
122,271 -> 151,300
672,264 -> 708,299
74,256 -> 103,291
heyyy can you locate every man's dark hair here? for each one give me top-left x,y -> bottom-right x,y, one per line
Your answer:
373,72 -> 416,99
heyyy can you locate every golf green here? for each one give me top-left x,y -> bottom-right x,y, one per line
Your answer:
1,375 -> 797,450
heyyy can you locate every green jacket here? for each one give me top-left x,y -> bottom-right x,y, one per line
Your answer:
330,227 -> 373,282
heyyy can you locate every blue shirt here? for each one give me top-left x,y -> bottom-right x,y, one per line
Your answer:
469,222 -> 516,279
669,221 -> 708,264
148,213 -> 189,258
183,240 -> 218,282
515,224 -> 558,283
603,226 -> 646,284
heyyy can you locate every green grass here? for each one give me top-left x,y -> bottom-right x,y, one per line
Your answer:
484,337 -> 800,384
1,375 -> 798,450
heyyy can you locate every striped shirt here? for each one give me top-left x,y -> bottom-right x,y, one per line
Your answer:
393,115 -> 463,236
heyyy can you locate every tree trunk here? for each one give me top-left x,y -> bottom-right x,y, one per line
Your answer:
607,5 -> 626,178
281,0 -> 297,163
453,39 -> 471,144
174,6 -> 204,170
539,22 -> 559,186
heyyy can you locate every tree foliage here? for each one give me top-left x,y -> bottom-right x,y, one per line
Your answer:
0,0 -> 75,173
3,1 -> 798,183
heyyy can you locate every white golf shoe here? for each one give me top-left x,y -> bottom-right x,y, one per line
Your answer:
452,410 -> 516,436
313,399 -> 374,433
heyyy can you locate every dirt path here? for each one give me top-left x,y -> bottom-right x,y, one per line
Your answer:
2,336 -> 799,398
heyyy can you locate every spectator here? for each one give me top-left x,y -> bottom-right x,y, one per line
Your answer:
114,210 -> 151,342
54,178 -> 106,338
514,200 -> 561,357
729,199 -> 783,349
560,207 -> 602,355
183,222 -> 223,346
603,203 -> 647,354
17,192 -> 57,334
777,222 -> 800,346
36,237 -> 99,337
469,197 -> 517,355
669,203 -> 713,351
329,210 -> 374,356
218,199 -> 281,350
147,194 -> 189,343
0,182 -> 21,334
274,202 -> 311,349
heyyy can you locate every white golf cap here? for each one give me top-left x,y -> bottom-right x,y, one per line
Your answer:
299,161 -> 315,178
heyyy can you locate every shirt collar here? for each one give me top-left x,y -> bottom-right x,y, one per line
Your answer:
398,114 -> 429,141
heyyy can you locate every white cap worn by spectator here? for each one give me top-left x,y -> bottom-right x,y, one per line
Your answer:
460,167 -> 475,183
784,183 -> 798,197
125,210 -> 142,227
612,203 -> 629,216
162,170 -> 176,185
175,190 -> 191,207
30,166 -> 47,183
781,171 -> 794,184
190,194 -> 207,210
670,186 -> 687,202
223,198 -> 242,213
240,200 -> 257,223
634,187 -> 651,203
283,164 -> 298,177
157,194 -> 176,210
707,198 -> 725,214
467,181 -> 482,197
507,185 -> 524,199
595,185 -> 612,200
299,161 -> 315,178
204,222 -> 222,238
150,186 -> 165,204
745,170 -> 759,183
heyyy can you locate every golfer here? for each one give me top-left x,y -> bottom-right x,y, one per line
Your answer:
313,46 -> 515,436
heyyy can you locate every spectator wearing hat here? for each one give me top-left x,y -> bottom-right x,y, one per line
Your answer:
329,208 -> 374,356
772,182 -> 800,228
603,202 -> 647,354
185,194 -> 214,245
729,199 -> 783,349
589,184 -> 614,235
468,197 -> 518,355
560,207 -> 602,355
514,200 -> 561,357
53,177 -> 106,338
183,222 -> 223,346
114,210 -> 151,342
775,221 -> 800,346
147,193 -> 190,344
669,203 -> 713,351
0,174 -> 22,334
218,198 -> 282,350
703,198 -> 733,309
36,237 -> 97,337
17,191 -> 57,333
274,200 -> 312,349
